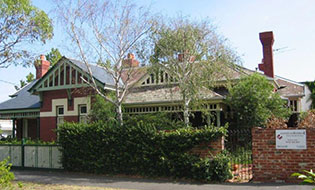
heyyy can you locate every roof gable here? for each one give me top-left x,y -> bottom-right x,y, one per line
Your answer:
29,57 -> 116,93
134,69 -> 178,87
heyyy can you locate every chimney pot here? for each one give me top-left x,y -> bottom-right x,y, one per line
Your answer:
127,53 -> 135,60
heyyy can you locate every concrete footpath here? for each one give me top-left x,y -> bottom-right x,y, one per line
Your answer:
13,170 -> 313,190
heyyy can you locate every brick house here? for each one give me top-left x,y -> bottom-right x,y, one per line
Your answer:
0,31 -> 312,141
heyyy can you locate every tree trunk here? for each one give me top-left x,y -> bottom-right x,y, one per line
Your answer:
183,94 -> 190,127
117,103 -> 123,126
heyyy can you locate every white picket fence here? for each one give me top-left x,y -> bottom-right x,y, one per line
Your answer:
0,145 -> 63,169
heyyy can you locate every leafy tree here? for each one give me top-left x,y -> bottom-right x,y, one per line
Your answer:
89,95 -> 117,124
57,0 -> 154,125
46,48 -> 62,66
0,159 -> 15,189
25,72 -> 34,82
0,0 -> 53,68
226,73 -> 291,128
146,16 -> 238,126
304,80 -> 315,109
15,48 -> 62,91
14,72 -> 34,90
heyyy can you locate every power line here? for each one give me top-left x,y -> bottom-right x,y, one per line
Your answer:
0,79 -> 16,86
273,46 -> 295,55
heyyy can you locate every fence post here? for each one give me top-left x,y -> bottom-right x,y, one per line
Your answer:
21,138 -> 25,168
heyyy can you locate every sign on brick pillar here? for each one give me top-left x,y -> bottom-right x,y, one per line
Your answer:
252,127 -> 315,183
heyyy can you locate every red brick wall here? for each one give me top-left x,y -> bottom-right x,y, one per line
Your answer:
40,116 -> 80,141
39,88 -> 94,141
190,137 -> 224,157
41,88 -> 92,112
252,127 -> 315,182
40,117 -> 57,141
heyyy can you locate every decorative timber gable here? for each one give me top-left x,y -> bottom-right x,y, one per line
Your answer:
136,70 -> 178,87
29,57 -> 103,94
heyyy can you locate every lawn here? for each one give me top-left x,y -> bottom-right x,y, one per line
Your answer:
12,182 -> 133,190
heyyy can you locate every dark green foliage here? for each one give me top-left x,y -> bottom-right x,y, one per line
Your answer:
124,112 -> 185,130
191,152 -> 232,182
90,95 -> 184,130
226,73 -> 291,128
89,95 -> 117,124
57,122 -> 230,182
46,48 -> 62,66
0,138 -> 56,145
304,80 -> 315,109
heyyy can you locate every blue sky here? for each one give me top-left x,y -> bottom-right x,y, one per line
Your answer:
0,0 -> 314,101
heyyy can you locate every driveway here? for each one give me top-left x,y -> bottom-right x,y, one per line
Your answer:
13,170 -> 313,190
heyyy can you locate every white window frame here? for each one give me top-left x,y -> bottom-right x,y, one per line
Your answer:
79,104 -> 88,123
289,99 -> 299,112
56,106 -> 64,125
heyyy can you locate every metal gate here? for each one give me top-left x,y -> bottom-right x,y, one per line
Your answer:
226,128 -> 253,182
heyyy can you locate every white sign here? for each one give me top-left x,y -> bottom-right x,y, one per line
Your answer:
276,130 -> 307,149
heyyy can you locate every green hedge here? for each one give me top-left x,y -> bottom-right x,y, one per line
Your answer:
57,122 -> 230,182
0,138 -> 56,145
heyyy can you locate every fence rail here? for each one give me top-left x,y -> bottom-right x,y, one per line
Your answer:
0,143 -> 63,169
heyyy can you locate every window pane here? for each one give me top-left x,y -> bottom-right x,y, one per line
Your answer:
80,105 -> 87,114
58,107 -> 64,115
57,117 -> 64,125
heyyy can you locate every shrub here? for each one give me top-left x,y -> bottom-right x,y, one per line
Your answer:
89,95 -> 117,124
298,109 -> 315,128
226,73 -> 291,128
57,121 -> 230,182
0,159 -> 15,189
124,112 -> 185,130
292,169 -> 315,189
191,152 -> 231,182
0,138 -> 56,145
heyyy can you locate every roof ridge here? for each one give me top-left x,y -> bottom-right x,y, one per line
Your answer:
275,75 -> 304,86
10,79 -> 38,97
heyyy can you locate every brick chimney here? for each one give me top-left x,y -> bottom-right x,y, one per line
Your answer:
178,53 -> 195,62
258,31 -> 274,78
35,55 -> 50,79
123,53 -> 139,67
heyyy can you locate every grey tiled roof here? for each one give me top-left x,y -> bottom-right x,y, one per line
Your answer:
0,80 -> 40,111
68,58 -> 123,87
276,76 -> 305,97
124,85 -> 223,104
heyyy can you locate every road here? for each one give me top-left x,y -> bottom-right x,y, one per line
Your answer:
13,170 -> 313,190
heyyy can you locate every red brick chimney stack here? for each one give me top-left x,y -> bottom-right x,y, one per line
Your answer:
123,53 -> 139,67
35,55 -> 50,79
258,31 -> 275,78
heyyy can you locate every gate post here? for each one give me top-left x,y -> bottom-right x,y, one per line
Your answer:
21,138 -> 25,168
